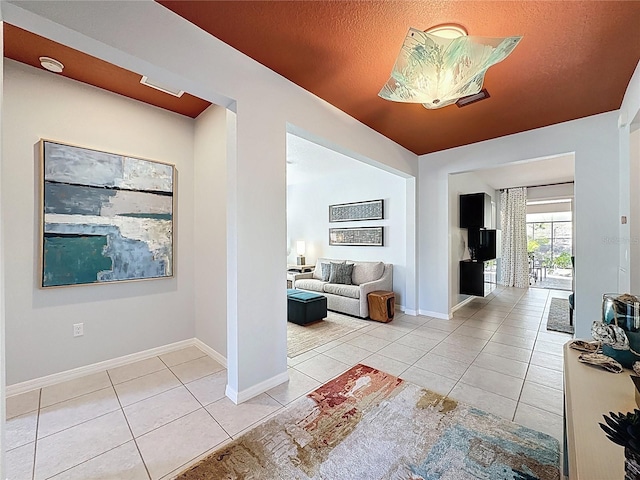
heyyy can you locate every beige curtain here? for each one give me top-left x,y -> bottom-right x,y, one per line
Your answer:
500,187 -> 529,288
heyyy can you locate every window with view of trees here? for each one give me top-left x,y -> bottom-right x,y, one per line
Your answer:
526,210 -> 572,271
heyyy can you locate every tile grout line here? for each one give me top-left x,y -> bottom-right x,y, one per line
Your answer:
33,371 -> 117,411
510,290 -> 549,421
447,294 -> 522,410
107,367 -> 153,480
455,289 -> 552,414
110,366 -> 169,389
30,388 -> 42,480
116,354 -> 227,410
134,359 -> 237,473
41,438 -> 138,480
37,374 -> 146,479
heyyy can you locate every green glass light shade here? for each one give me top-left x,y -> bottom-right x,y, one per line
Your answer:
379,28 -> 522,109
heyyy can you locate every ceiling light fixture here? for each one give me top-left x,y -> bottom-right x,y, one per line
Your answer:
39,56 -> 64,73
140,76 -> 184,98
456,88 -> 490,108
379,25 -> 522,109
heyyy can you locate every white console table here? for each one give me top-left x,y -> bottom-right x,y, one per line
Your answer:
564,343 -> 637,478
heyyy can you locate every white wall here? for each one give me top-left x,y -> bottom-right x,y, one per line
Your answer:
527,183 -> 574,201
2,60 -> 196,384
631,128 -> 640,292
194,104 -> 227,357
420,111 -> 620,339
526,184 -> 574,215
0,29 -> 6,480
630,127 -> 640,292
621,61 -> 640,293
448,172 -> 497,310
287,147 -> 407,306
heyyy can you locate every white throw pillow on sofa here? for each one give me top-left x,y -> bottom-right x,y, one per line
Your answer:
351,261 -> 384,285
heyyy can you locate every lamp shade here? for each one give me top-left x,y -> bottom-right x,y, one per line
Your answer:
379,28 -> 522,109
296,241 -> 306,256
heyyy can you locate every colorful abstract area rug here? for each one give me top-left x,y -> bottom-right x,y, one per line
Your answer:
178,364 -> 560,479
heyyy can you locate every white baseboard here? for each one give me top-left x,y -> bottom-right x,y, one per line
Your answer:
418,309 -> 451,320
451,296 -> 476,313
7,337 -> 289,406
6,338 -> 213,396
193,339 -> 227,368
226,370 -> 289,405
396,305 -> 418,316
225,384 -> 239,403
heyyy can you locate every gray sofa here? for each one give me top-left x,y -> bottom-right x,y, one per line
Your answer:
292,258 -> 393,318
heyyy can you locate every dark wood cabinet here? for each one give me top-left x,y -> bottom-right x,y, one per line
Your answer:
459,192 -> 491,228
460,260 -> 486,296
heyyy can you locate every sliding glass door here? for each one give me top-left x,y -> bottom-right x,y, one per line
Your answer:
526,211 -> 573,289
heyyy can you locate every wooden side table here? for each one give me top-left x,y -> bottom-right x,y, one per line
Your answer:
368,290 -> 395,322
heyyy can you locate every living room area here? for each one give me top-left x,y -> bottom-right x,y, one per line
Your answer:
284,129 -> 411,380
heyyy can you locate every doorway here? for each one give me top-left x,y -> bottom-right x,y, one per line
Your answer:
526,196 -> 573,291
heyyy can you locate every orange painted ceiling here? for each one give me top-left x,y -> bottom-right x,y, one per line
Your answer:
4,3 -> 640,154
159,0 -> 640,155
3,24 -> 211,119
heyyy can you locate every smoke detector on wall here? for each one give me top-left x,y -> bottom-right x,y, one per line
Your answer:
39,56 -> 64,73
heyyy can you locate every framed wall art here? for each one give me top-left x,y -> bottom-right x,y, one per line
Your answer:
329,227 -> 384,246
329,199 -> 383,222
40,139 -> 175,287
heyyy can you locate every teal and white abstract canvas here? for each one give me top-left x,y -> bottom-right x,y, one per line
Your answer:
40,140 -> 174,287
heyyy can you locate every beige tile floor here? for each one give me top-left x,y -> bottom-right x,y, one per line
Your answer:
5,286 -> 571,479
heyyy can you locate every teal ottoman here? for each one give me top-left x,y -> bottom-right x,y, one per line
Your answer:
287,289 -> 327,325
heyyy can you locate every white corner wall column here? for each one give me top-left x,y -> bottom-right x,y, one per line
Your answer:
194,104 -> 228,357
225,102 -> 288,404
619,111 -> 632,293
419,166 -> 450,318
621,60 -> 640,293
404,177 -> 418,315
0,19 -> 6,480
631,127 -> 640,292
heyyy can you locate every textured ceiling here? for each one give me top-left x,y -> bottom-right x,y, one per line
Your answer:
3,24 -> 211,119
159,0 -> 640,155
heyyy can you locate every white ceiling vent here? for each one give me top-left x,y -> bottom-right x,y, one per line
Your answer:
140,76 -> 184,98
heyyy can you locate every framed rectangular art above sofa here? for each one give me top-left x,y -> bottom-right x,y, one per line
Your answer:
291,258 -> 393,318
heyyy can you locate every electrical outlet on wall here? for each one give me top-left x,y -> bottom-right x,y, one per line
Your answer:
73,323 -> 84,337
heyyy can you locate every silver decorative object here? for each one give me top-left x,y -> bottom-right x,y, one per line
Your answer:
329,199 -> 383,223
329,227 -> 383,246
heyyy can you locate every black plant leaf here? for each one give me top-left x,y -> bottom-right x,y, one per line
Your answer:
629,424 -> 640,441
601,410 -> 640,454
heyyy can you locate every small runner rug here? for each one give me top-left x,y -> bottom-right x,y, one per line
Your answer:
287,311 -> 368,358
546,297 -> 574,334
177,364 -> 560,480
